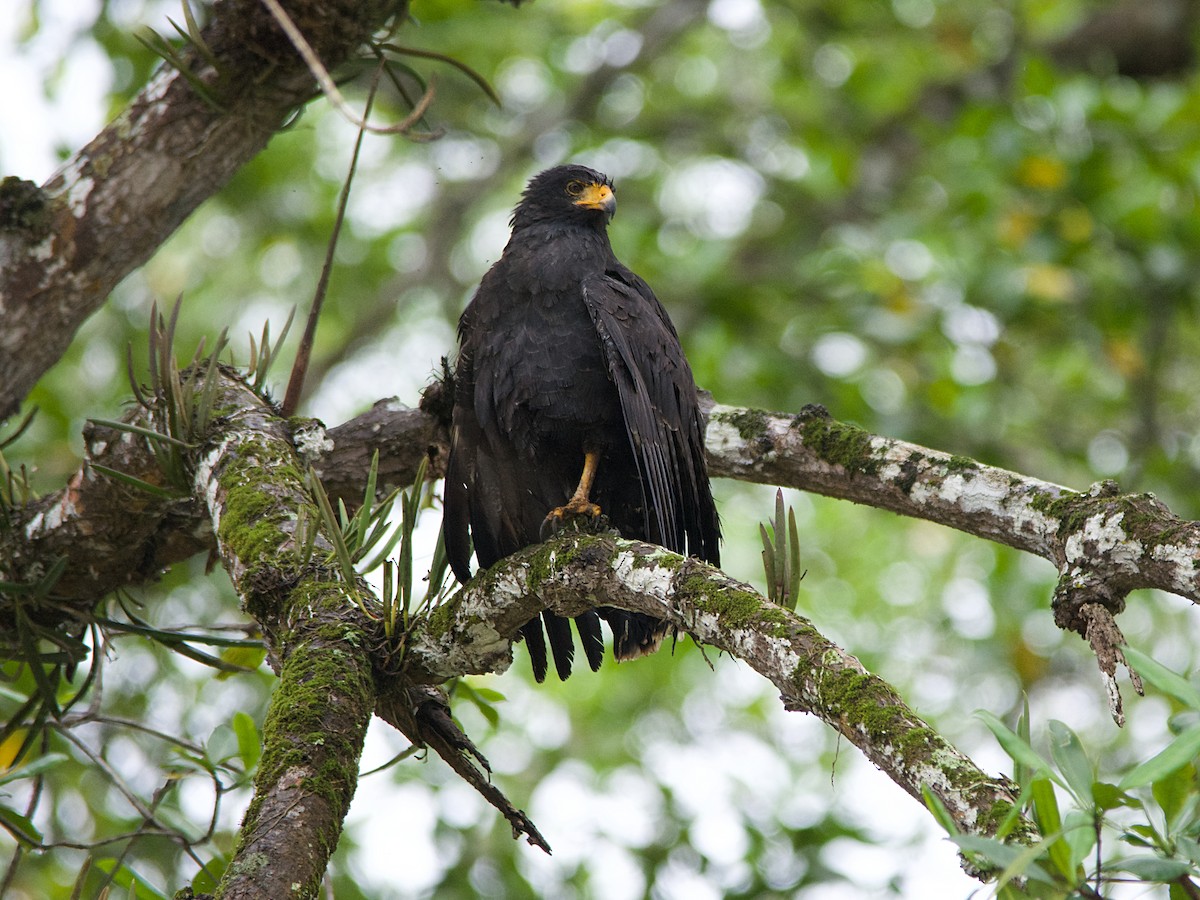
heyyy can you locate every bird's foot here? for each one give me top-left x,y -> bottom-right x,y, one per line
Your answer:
540,498 -> 602,540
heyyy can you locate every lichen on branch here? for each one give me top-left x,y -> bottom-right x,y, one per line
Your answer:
403,531 -> 1034,853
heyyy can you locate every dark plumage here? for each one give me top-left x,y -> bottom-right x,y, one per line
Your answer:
443,164 -> 721,681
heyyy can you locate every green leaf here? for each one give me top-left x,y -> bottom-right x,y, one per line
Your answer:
471,687 -> 506,703
0,803 -> 44,845
1119,723 -> 1200,790
169,640 -> 256,673
91,859 -> 170,899
787,505 -> 803,605
356,450 -> 380,552
1176,836 -> 1200,868
232,712 -> 261,773
1048,720 -> 1094,804
456,680 -> 502,728
1123,646 -> 1200,710
921,784 -> 958,835
948,833 -> 1057,884
191,854 -> 228,894
475,699 -> 500,728
89,463 -> 181,498
1107,855 -> 1195,881
86,418 -> 196,448
976,709 -> 1062,788
206,724 -> 238,765
0,751 -> 68,787
1029,777 -> 1075,880
97,616 -> 264,648
1030,775 -> 1062,833
1092,780 -> 1138,812
1123,823 -> 1162,848
215,645 -> 268,681
1153,763 -> 1197,831
1062,809 -> 1097,873
310,469 -> 359,590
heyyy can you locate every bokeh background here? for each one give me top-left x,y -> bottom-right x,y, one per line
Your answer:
5,0 -> 1200,896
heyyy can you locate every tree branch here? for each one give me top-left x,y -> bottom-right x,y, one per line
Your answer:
8,399 -> 1200,631
703,403 -> 1200,608
190,375 -> 375,899
399,531 -> 1034,854
185,372 -> 549,891
0,0 -> 405,422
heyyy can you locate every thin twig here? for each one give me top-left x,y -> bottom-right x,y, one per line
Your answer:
282,61 -> 383,415
258,0 -> 437,135
51,726 -> 166,826
59,712 -> 208,758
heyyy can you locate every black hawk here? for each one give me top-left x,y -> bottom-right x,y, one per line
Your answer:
443,164 -> 721,681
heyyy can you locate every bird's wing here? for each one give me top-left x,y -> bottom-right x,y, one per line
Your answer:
444,298 -> 528,581
444,308 -> 480,583
581,269 -> 721,565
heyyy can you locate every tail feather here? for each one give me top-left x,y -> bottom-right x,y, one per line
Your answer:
542,612 -> 576,681
599,608 -> 669,661
575,611 -> 605,672
520,619 -> 549,683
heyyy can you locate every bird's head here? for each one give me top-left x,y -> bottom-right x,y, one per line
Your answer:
511,165 -> 617,231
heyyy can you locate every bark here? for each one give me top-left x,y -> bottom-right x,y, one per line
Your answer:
702,403 -> 1200,614
0,0 -> 405,422
190,375 -> 375,900
402,532 -> 1033,846
8,400 -> 1200,629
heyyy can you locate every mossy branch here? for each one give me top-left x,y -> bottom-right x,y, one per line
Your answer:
190,375 -> 374,900
402,531 -> 1035,866
10,396 -> 1200,717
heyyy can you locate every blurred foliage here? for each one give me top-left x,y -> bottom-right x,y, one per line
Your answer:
6,0 -> 1200,896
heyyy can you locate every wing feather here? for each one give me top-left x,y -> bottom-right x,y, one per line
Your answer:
581,271 -> 720,564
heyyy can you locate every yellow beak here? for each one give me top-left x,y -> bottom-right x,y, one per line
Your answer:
573,183 -> 617,216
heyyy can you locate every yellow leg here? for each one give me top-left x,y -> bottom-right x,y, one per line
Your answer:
568,450 -> 600,511
542,451 -> 602,534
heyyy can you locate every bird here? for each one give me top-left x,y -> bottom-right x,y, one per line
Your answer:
442,164 -> 721,682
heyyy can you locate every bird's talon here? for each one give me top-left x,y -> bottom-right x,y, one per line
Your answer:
540,500 -> 602,539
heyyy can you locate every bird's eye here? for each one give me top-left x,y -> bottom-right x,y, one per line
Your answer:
566,181 -> 584,196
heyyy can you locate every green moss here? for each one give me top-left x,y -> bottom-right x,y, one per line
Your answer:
806,663 -> 1035,843
287,415 -> 325,432
716,407 -> 771,441
945,455 -> 979,473
679,574 -> 792,639
1028,489 -> 1093,534
799,416 -> 881,476
814,667 -> 909,740
978,796 -> 1023,837
213,438 -> 311,591
223,851 -> 269,879
1025,488 -> 1178,549
1027,489 -> 1063,513
528,539 -> 577,591
633,545 -> 684,569
421,599 -> 458,640
228,589 -> 373,896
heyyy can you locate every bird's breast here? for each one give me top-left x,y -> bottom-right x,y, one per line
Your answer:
472,285 -> 621,452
